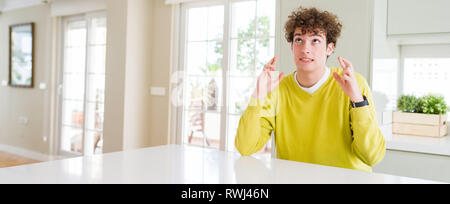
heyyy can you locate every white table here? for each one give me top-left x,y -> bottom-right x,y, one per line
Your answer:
0,144 -> 443,184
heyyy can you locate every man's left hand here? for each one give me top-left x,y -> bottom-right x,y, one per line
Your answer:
332,56 -> 364,103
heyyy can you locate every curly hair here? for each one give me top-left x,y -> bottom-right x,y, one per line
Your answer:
284,7 -> 342,46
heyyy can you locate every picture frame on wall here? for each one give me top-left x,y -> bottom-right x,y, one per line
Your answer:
9,22 -> 34,88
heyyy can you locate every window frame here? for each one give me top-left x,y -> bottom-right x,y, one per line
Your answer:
57,11 -> 107,157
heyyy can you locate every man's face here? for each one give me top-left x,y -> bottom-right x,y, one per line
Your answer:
291,28 -> 334,72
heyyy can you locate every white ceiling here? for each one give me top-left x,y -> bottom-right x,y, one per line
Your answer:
0,0 -> 52,12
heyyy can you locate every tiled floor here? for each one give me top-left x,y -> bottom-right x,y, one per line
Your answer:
0,152 -> 40,168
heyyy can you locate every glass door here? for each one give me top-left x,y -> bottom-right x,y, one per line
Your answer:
59,13 -> 107,156
178,0 -> 276,154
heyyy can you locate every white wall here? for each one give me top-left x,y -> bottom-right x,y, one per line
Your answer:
102,0 -> 128,153
149,0 -> 172,147
103,0 -> 172,153
122,0 -> 153,150
372,0 -> 399,59
387,0 -> 450,35
0,5 -> 53,155
385,0 -> 450,46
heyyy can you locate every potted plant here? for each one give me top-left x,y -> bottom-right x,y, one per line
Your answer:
393,94 -> 449,137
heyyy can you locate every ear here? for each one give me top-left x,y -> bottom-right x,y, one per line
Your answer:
326,43 -> 335,56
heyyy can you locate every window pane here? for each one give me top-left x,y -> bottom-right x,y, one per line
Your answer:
85,130 -> 103,155
88,45 -> 106,74
182,110 -> 221,150
231,1 -> 256,38
256,0 -> 276,37
230,39 -> 256,76
66,21 -> 86,47
87,74 -> 105,102
89,17 -> 107,45
61,126 -> 83,153
86,102 -> 104,132
184,76 -> 222,111
207,41 -> 223,76
208,6 -> 224,41
186,42 -> 207,75
62,100 -> 84,127
182,76 -> 222,149
228,77 -> 256,114
63,73 -> 85,100
64,47 -> 86,74
403,58 -> 450,103
188,7 -> 208,41
255,38 -> 275,73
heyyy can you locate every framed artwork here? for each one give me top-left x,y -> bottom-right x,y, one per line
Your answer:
9,23 -> 34,88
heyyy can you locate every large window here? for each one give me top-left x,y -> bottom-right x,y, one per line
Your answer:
178,0 -> 276,153
59,13 -> 107,156
403,58 -> 450,102
401,44 -> 450,105
372,44 -> 450,112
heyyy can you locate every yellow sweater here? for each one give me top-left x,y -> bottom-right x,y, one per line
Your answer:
235,67 -> 386,172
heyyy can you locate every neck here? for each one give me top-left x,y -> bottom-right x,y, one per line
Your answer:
296,66 -> 327,88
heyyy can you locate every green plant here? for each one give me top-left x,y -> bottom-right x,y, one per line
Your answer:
419,94 -> 449,115
237,16 -> 271,75
397,94 -> 449,114
397,95 -> 420,113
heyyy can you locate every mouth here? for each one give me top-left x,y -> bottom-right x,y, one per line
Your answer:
299,57 -> 314,63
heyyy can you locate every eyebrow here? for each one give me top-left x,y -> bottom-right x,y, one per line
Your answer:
294,33 -> 325,39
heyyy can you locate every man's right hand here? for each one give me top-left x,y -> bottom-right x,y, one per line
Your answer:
252,55 -> 285,100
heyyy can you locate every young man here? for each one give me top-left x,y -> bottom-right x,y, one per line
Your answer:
235,7 -> 385,172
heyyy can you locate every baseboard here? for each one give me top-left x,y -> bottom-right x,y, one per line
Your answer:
0,144 -> 57,162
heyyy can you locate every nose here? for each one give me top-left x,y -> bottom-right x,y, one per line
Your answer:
300,43 -> 311,55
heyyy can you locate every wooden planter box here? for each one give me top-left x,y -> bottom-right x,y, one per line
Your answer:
392,112 -> 448,137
